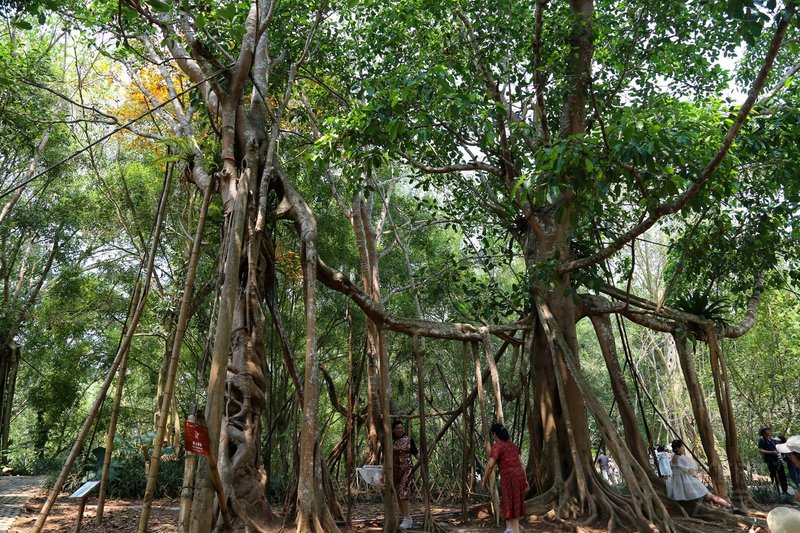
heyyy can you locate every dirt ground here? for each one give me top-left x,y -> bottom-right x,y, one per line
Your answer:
11,491 -> 769,532
11,491 -> 178,533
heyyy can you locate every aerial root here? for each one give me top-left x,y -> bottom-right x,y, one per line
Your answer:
524,485 -> 558,515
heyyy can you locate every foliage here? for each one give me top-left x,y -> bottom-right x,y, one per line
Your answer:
1,0 -> 799,528
726,289 -> 800,462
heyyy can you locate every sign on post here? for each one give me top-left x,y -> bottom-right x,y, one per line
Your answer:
69,480 -> 100,499
184,419 -> 210,456
69,480 -> 100,533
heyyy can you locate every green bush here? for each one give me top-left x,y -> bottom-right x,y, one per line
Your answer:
750,482 -> 785,504
104,451 -> 184,498
60,444 -> 184,499
29,456 -> 64,476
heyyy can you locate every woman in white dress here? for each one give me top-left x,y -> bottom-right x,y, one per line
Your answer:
656,445 -> 672,479
667,439 -> 742,513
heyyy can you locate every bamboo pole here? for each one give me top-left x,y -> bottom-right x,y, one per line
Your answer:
32,167 -> 171,533
138,180 -> 214,532
94,280 -> 145,521
179,283 -> 219,532
95,282 -> 141,522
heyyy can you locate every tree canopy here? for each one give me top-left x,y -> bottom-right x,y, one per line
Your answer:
1,0 -> 799,532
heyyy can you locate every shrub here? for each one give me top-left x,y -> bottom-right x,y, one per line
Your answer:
61,444 -> 184,499
750,482 -> 784,504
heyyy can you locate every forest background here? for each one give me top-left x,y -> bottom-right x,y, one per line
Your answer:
0,0 -> 799,531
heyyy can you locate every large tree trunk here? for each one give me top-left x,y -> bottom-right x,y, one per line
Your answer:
219,284 -> 273,530
190,154 -> 251,533
535,296 -> 676,531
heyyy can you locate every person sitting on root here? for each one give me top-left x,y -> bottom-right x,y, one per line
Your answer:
666,439 -> 745,515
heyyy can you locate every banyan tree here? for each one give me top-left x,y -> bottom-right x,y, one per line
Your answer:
5,0 -> 800,532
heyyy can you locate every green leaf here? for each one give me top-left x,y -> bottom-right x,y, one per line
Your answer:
145,0 -> 172,12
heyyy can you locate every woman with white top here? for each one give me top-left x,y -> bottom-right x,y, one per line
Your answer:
666,439 -> 743,514
656,445 -> 672,479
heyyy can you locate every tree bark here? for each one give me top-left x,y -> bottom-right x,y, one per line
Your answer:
672,334 -> 726,498
138,179 -> 214,531
413,334 -> 433,530
588,314 -> 652,473
705,326 -> 751,508
0,341 -> 19,462
189,159 -> 250,533
473,341 -> 501,526
274,173 -> 341,533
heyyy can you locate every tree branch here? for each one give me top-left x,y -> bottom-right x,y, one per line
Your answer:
558,7 -> 795,275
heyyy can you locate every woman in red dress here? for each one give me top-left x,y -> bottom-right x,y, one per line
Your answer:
481,423 -> 528,533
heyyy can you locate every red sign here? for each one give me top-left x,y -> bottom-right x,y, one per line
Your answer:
184,420 -> 210,456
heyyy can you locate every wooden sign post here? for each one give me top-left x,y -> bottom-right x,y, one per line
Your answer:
69,480 -> 100,533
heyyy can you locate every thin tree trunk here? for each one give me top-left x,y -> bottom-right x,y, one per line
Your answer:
178,413 -> 198,533
589,314 -> 652,472
413,334 -> 433,530
705,326 -> 751,508
673,334 -> 727,498
481,334 -> 504,424
460,342 -> 469,518
473,341 -> 500,526
345,304 -> 355,527
377,326 -> 397,533
0,341 -> 19,463
138,178 -> 213,532
275,173 -> 341,533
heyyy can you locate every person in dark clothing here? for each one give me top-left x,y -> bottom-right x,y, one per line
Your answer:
758,426 -> 789,495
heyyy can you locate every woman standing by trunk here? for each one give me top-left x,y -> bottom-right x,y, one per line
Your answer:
391,420 -> 421,530
482,423 -> 529,533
